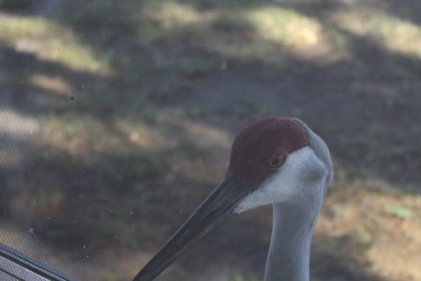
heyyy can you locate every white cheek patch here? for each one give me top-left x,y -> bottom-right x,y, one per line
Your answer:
233,147 -> 327,214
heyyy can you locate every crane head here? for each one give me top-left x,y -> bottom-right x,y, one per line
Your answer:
132,116 -> 333,281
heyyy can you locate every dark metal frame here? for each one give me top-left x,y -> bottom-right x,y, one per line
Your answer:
0,243 -> 79,281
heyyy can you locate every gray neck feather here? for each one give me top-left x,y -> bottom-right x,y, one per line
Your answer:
264,203 -> 315,281
262,118 -> 332,281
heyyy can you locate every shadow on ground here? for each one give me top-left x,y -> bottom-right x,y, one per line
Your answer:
1,0 -> 420,280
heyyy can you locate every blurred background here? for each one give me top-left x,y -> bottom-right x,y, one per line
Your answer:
0,0 -> 420,280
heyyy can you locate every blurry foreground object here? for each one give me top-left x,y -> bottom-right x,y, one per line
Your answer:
0,243 -> 78,281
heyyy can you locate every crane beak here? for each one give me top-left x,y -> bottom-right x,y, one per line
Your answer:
131,175 -> 248,281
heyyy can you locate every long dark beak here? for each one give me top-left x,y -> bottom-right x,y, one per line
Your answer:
131,175 -> 247,281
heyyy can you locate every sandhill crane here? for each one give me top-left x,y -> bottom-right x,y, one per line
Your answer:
132,116 -> 333,281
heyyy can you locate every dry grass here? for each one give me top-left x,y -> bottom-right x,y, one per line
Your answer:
0,12 -> 112,73
333,9 -> 421,58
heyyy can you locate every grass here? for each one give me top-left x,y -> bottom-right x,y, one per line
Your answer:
0,14 -> 52,39
333,9 -> 421,58
234,273 -> 261,281
0,12 -> 112,73
384,205 -> 415,219
246,7 -> 323,47
1,0 -> 421,280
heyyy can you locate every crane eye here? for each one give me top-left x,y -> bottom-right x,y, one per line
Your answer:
267,153 -> 286,169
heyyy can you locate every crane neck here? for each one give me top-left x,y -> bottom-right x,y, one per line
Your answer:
264,203 -> 316,281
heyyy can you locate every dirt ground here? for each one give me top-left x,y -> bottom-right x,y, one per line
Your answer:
0,0 -> 420,281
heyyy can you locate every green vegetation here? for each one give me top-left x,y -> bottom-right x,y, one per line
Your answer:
384,205 -> 415,219
234,273 -> 261,281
